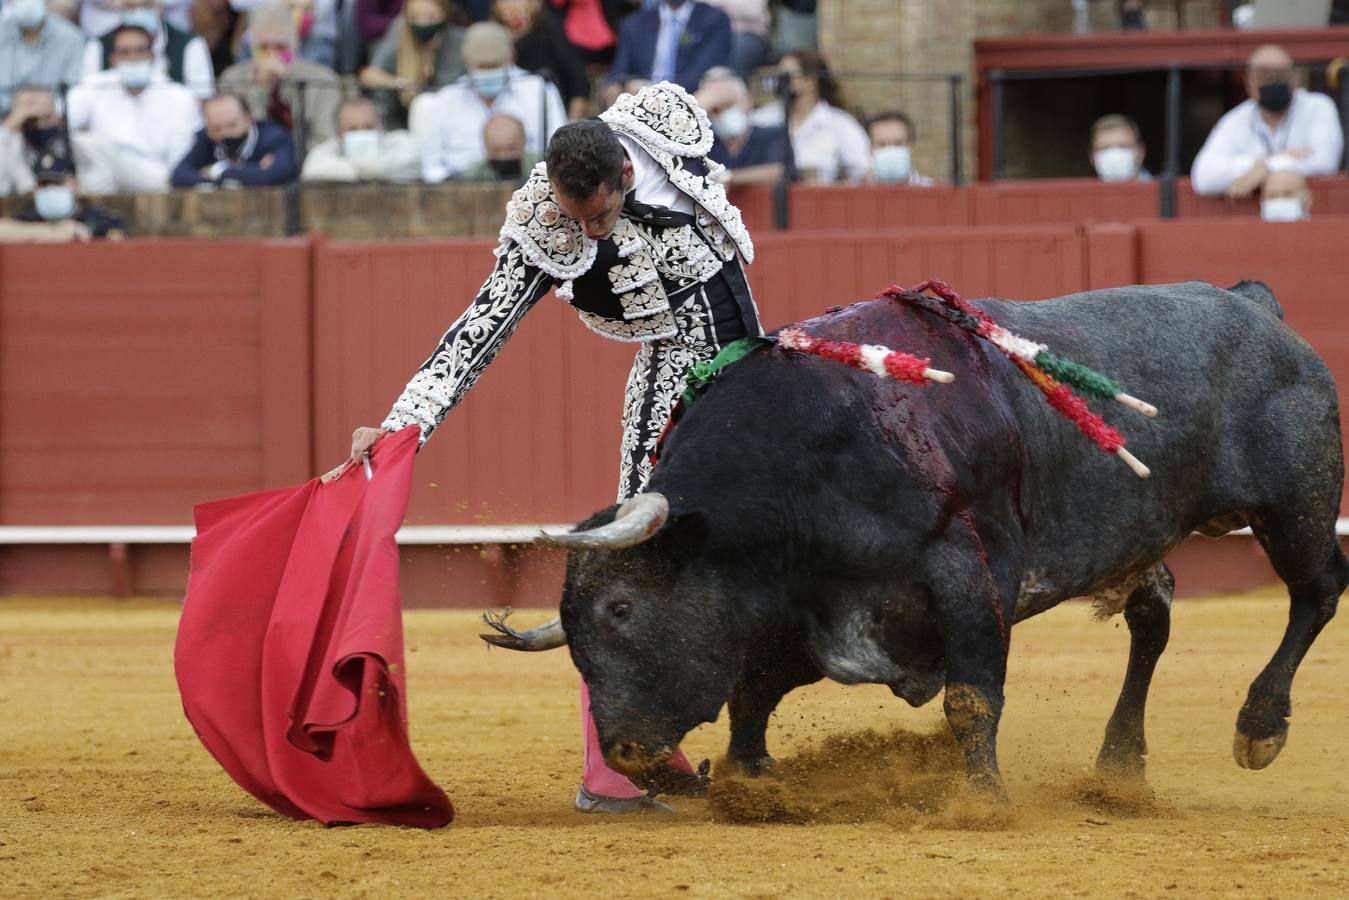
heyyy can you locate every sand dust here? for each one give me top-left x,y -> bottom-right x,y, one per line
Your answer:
3,589 -> 1348,897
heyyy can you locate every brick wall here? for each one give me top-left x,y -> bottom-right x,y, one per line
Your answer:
818,0 -> 1224,184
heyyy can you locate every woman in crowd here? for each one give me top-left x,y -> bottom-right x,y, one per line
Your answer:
546,0 -> 628,66
493,0 -> 589,119
777,48 -> 869,184
359,0 -> 467,127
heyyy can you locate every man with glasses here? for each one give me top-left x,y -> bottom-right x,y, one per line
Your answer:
66,23 -> 200,191
1192,43 -> 1343,197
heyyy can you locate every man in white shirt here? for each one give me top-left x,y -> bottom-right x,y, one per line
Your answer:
66,24 -> 201,192
302,96 -> 422,184
1191,44 -> 1343,198
419,21 -> 565,184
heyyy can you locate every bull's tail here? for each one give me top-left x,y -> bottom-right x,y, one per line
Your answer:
1226,279 -> 1284,321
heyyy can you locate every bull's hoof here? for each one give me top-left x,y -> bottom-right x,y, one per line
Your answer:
633,759 -> 712,797
1233,729 -> 1287,770
574,785 -> 674,814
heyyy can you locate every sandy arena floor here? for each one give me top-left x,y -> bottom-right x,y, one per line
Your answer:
2,590 -> 1347,898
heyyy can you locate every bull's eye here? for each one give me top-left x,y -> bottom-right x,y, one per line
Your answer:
609,600 -> 632,620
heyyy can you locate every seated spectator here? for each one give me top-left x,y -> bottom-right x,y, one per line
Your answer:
0,0 -> 85,116
547,0 -> 622,66
455,112 -> 539,180
356,0 -> 406,47
81,0 -> 193,37
302,96 -> 421,182
697,67 -> 784,187
193,0 -> 244,74
13,150 -> 127,239
1192,44 -> 1343,198
219,1 -> 341,154
67,24 -> 201,191
701,0 -> 768,75
771,49 -> 869,184
171,92 -> 298,187
81,0 -> 215,99
419,21 -> 564,182
359,0 -> 465,129
494,0 -> 589,120
773,0 -> 815,56
867,111 -> 936,186
1089,114 -> 1150,182
611,0 -> 731,93
0,86 -> 119,196
230,0 -> 340,69
1259,167 -> 1311,222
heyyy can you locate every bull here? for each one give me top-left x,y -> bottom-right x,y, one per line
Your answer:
484,280 -> 1346,802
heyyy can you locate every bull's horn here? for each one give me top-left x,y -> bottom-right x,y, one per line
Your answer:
539,492 -> 669,550
480,608 -> 567,651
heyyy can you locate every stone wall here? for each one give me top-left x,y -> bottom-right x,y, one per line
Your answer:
818,0 -> 1225,184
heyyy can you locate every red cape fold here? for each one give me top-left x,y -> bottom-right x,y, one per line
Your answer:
175,428 -> 453,828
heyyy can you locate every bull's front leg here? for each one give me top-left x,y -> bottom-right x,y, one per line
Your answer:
935,574 -> 1013,801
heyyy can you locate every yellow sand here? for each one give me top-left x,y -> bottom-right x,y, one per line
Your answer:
2,590 -> 1347,898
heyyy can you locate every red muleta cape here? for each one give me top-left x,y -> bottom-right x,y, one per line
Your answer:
175,428 -> 453,827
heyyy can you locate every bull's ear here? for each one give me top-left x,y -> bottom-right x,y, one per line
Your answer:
654,510 -> 708,562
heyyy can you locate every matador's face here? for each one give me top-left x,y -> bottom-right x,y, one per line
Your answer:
551,154 -> 635,241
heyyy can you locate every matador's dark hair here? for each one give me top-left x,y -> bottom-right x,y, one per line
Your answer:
545,118 -> 625,199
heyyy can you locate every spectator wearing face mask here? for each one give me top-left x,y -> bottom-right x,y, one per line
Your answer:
867,111 -> 935,187
0,0 -> 85,116
13,151 -> 127,239
219,1 -> 341,154
419,21 -> 564,182
230,0 -> 340,69
81,0 -> 215,99
301,96 -> 422,182
697,67 -> 783,187
171,92 -> 297,187
0,86 -> 118,195
66,24 -> 201,191
360,0 -> 465,129
1259,167 -> 1312,222
1192,44 -> 1343,198
455,112 -> 539,181
611,0 -> 731,93
493,0 -> 589,120
1088,114 -> 1150,183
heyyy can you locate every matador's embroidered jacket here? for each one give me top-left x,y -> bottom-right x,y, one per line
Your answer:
380,81 -> 758,442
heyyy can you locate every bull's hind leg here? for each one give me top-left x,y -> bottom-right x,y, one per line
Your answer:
1096,563 -> 1173,777
1239,516 -> 1347,769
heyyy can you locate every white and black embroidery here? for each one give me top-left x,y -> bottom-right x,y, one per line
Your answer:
497,163 -> 596,299
381,242 -> 552,442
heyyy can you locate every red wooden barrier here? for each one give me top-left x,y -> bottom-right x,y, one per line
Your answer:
0,239 -> 310,525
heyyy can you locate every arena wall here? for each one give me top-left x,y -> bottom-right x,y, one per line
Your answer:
4,218 -> 1348,599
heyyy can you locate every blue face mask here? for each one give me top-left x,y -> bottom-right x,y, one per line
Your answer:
121,7 -> 161,36
117,59 -> 154,90
871,145 -> 911,183
35,184 -> 76,221
470,67 -> 509,99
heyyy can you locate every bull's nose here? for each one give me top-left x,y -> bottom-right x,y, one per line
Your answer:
611,741 -> 645,771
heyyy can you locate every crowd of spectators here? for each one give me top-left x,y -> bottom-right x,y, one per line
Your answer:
0,0 -> 1345,242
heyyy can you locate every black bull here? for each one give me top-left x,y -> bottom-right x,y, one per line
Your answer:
484,280 -> 1347,800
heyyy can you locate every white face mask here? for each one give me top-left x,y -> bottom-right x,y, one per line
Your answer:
117,59 -> 154,90
341,129 -> 381,158
35,184 -> 76,221
470,67 -> 509,99
11,0 -> 46,29
1260,197 -> 1306,222
1093,146 -> 1138,182
713,107 -> 749,140
871,145 -> 911,183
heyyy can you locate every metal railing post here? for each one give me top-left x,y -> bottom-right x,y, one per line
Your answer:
948,74 -> 963,186
990,70 -> 1005,181
1339,69 -> 1349,176
1160,63 -> 1181,219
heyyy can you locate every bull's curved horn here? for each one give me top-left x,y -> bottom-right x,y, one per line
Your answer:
538,492 -> 669,550
480,608 -> 567,651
